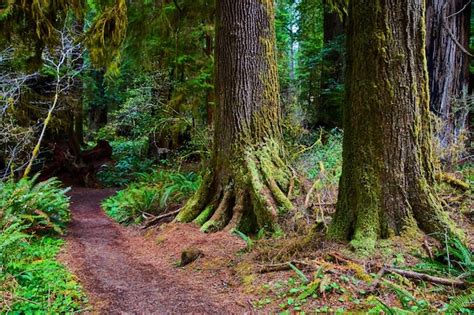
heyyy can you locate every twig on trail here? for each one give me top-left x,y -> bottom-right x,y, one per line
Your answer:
142,209 -> 181,229
386,268 -> 466,288
327,252 -> 356,265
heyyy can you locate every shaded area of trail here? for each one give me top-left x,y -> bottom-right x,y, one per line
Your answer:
59,188 -> 231,314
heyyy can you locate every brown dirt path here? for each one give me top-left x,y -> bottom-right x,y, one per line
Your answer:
59,188 -> 249,314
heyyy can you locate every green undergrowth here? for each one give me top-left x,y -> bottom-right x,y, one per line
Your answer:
297,128 -> 343,185
253,235 -> 473,313
1,236 -> 87,313
0,176 -> 87,312
96,137 -> 156,187
102,169 -> 201,225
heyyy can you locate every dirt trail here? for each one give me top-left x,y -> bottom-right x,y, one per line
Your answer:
59,188 -> 247,314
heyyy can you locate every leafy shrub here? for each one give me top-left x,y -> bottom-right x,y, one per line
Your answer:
0,176 -> 70,234
103,170 -> 201,224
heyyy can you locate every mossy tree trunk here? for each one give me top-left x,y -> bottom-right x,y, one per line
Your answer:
176,0 -> 293,233
328,0 -> 459,250
426,0 -> 471,162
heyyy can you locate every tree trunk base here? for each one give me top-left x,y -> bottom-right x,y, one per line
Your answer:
176,140 -> 294,233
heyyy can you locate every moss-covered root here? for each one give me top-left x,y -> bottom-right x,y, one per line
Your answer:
175,173 -> 213,223
175,143 -> 295,233
329,179 -> 463,253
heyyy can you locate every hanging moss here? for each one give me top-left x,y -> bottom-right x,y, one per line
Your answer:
84,0 -> 127,76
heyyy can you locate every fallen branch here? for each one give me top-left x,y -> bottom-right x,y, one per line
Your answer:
436,173 -> 470,191
142,209 -> 181,229
442,6 -> 474,57
257,260 -> 314,274
387,268 -> 466,288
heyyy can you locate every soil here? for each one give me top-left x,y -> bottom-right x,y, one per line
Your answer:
58,188 -> 251,314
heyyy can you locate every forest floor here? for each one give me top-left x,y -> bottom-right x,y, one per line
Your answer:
58,188 -> 473,314
58,188 -> 252,314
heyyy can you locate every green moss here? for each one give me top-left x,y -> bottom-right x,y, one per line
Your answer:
193,205 -> 214,226
176,173 -> 211,223
200,220 -> 221,233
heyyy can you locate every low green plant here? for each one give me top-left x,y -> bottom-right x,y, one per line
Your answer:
0,237 -> 87,313
444,289 -> 474,314
0,223 -> 29,269
103,170 -> 201,224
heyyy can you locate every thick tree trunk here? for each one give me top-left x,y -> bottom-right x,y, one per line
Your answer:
426,0 -> 471,164
329,0 -> 459,250
317,2 -> 345,128
176,0 -> 293,233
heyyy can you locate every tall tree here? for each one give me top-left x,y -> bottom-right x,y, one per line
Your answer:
176,0 -> 293,232
317,0 -> 345,128
297,0 -> 324,124
329,0 -> 459,250
426,0 -> 471,163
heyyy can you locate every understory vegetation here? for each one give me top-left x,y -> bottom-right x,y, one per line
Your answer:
0,177 -> 86,312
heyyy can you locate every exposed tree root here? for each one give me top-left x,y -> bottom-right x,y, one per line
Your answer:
176,141 -> 294,233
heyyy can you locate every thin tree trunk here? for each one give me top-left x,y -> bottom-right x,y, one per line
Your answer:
176,0 -> 293,233
317,1 -> 345,128
426,0 -> 471,165
329,0 -> 459,250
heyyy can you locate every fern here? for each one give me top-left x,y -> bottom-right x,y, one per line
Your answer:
288,263 -> 310,283
0,177 -> 70,234
233,230 -> 254,251
446,290 -> 474,313
102,170 -> 201,225
415,236 -> 473,282
0,223 -> 29,266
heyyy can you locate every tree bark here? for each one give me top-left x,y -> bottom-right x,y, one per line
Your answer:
176,0 -> 293,233
88,70 -> 108,131
426,0 -> 471,164
328,0 -> 459,250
